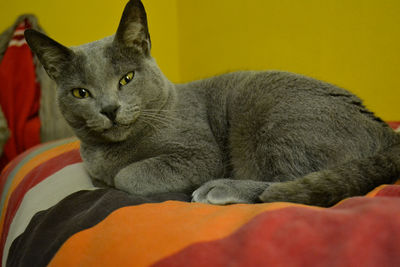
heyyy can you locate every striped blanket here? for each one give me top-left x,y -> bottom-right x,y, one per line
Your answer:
1,138 -> 400,266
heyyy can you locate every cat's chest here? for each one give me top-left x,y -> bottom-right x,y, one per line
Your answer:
81,143 -> 136,185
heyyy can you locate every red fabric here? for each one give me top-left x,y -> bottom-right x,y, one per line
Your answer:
388,121 -> 400,130
155,194 -> 400,267
0,21 -> 41,170
0,144 -> 38,200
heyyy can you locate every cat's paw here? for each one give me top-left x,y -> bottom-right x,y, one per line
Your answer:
192,179 -> 269,205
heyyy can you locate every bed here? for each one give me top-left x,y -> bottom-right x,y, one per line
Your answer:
1,126 -> 400,267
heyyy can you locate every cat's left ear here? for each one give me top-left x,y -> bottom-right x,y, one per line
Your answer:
24,29 -> 74,81
114,0 -> 151,56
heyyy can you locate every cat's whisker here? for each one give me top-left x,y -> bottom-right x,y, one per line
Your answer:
141,109 -> 190,120
142,115 -> 178,125
139,113 -> 168,130
140,114 -> 171,128
142,109 -> 184,118
140,111 -> 183,125
140,119 -> 161,132
140,117 -> 170,129
142,108 -> 191,112
140,108 -> 188,122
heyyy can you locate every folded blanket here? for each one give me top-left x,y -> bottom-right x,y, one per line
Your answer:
0,14 -> 74,165
0,20 -> 40,170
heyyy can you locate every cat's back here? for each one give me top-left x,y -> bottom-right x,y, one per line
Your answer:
182,70 -> 398,166
185,70 -> 361,106
185,70 -> 370,125
191,70 -> 386,128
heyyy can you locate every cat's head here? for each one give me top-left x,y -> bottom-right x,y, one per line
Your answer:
24,0 -> 174,143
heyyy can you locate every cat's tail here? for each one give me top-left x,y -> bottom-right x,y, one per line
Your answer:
259,142 -> 400,207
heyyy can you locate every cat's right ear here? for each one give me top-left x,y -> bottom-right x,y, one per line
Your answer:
114,0 -> 151,56
24,29 -> 74,81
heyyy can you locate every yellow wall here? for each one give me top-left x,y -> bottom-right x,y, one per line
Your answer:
177,0 -> 400,120
0,0 -> 181,82
1,0 -> 399,120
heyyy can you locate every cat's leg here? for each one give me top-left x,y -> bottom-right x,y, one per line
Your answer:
192,179 -> 271,204
114,159 -> 191,196
114,151 -> 222,197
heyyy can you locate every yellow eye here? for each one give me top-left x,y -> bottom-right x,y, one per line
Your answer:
72,88 -> 90,99
119,71 -> 134,87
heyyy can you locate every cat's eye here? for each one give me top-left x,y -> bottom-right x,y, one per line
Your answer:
71,88 -> 91,99
119,71 -> 135,87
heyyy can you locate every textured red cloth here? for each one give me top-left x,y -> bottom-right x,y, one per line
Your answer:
156,192 -> 400,267
0,21 -> 41,170
388,121 -> 400,131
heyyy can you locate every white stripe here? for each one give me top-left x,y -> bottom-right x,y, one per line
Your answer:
8,39 -> 27,47
13,29 -> 25,36
2,163 -> 96,266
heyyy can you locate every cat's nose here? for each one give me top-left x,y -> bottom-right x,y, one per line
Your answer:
101,105 -> 120,122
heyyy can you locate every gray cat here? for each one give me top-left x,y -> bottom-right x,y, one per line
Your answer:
25,0 -> 400,207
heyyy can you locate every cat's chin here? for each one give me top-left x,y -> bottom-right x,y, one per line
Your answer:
101,124 -> 133,142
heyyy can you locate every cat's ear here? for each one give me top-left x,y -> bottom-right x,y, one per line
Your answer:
24,29 -> 74,80
114,0 -> 151,56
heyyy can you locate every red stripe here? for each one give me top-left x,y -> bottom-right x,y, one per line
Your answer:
388,121 -> 400,129
375,185 -> 400,198
0,149 -> 82,264
0,144 -> 45,199
154,197 -> 400,267
11,35 -> 25,41
15,20 -> 30,31
15,26 -> 26,31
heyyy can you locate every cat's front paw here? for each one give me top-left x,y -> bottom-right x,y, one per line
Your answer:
192,179 -> 269,205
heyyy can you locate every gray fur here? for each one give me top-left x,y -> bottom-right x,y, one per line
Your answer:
25,0 -> 400,207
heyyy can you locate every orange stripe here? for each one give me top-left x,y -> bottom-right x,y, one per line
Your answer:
365,184 -> 388,197
365,178 -> 400,198
0,140 -> 80,233
0,164 -> 11,177
49,201 -> 319,267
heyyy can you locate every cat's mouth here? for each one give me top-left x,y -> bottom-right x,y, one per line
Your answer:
99,122 -> 133,142
103,111 -> 140,131
88,110 -> 141,142
103,122 -> 131,131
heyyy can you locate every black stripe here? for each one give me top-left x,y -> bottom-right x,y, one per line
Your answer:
7,189 -> 189,267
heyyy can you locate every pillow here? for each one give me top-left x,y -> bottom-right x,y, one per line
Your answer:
1,138 -> 400,266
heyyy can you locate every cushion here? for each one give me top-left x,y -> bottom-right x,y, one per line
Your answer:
1,138 -> 400,266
